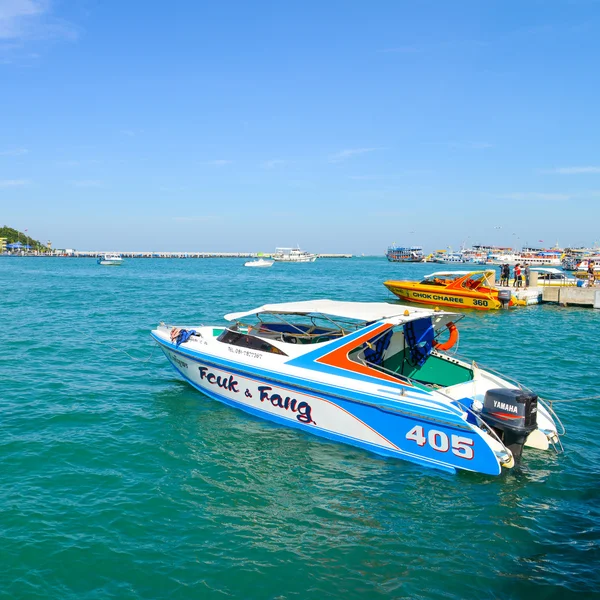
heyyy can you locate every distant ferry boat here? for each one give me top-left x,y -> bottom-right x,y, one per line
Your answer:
486,250 -> 562,266
271,247 -> 317,263
386,245 -> 424,262
431,249 -> 469,264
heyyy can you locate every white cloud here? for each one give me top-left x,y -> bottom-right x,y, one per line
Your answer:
497,192 -> 571,201
548,166 -> 600,175
56,159 -> 100,168
262,159 -> 286,169
0,0 -> 78,42
0,147 -> 28,155
0,178 -> 29,187
204,159 -> 233,166
329,148 -> 379,163
121,129 -> 144,137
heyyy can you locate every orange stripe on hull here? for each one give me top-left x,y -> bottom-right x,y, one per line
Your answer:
315,323 -> 411,385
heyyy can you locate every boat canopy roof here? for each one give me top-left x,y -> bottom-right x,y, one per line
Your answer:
424,270 -> 494,278
530,267 -> 563,274
224,299 -> 455,324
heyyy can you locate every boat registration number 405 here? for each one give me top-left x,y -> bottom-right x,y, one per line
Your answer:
406,426 -> 474,460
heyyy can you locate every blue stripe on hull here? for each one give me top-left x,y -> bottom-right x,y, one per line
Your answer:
150,333 -> 466,427
155,341 -> 502,476
161,349 -> 457,474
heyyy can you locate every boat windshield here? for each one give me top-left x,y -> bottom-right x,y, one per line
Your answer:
458,272 -> 493,290
223,312 -> 365,346
420,272 -> 470,286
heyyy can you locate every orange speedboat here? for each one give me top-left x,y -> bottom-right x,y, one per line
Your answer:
384,270 -> 520,310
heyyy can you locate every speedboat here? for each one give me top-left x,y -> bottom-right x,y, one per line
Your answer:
151,300 -> 562,476
384,270 -> 522,310
271,247 -> 317,262
244,258 -> 274,268
97,253 -> 123,265
531,268 -> 577,286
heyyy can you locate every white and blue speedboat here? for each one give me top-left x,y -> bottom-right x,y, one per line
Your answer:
151,300 -> 562,476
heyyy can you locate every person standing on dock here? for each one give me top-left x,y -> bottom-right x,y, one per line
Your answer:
503,263 -> 510,286
513,264 -> 522,287
588,261 -> 596,287
524,263 -> 530,289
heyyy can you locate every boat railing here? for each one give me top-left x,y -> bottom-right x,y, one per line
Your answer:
445,352 -> 532,393
357,356 -> 417,388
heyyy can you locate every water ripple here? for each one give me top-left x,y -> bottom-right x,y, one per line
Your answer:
0,257 -> 598,599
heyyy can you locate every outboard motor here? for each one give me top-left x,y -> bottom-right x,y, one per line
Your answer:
498,289 -> 512,309
480,388 -> 538,458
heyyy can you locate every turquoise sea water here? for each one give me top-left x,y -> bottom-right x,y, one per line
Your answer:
1,257 -> 599,599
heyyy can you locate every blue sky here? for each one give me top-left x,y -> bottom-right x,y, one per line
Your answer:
1,0 -> 600,253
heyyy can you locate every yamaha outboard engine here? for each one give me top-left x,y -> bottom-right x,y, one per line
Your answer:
480,388 -> 538,458
498,289 -> 512,309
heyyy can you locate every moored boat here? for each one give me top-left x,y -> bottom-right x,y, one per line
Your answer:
384,270 -> 522,310
97,253 -> 123,266
386,245 -> 424,262
573,258 -> 600,280
430,250 -> 467,264
531,268 -> 577,286
151,300 -> 562,476
272,247 -> 317,262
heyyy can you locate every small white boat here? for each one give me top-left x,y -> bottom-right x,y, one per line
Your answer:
97,253 -> 123,266
531,268 -> 577,286
244,258 -> 274,268
272,247 -> 317,263
152,300 -> 563,476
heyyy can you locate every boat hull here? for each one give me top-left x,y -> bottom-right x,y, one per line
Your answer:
153,337 -> 503,475
244,260 -> 274,267
271,257 -> 317,263
384,282 -> 502,310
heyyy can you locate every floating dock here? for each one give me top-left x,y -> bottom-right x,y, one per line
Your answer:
496,287 -> 543,305
541,286 -> 600,308
491,271 -> 599,308
495,286 -> 599,308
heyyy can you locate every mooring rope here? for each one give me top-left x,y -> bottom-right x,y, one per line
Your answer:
72,328 -> 160,364
541,395 -> 600,404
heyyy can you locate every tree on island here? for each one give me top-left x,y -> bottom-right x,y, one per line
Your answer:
0,226 -> 47,252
